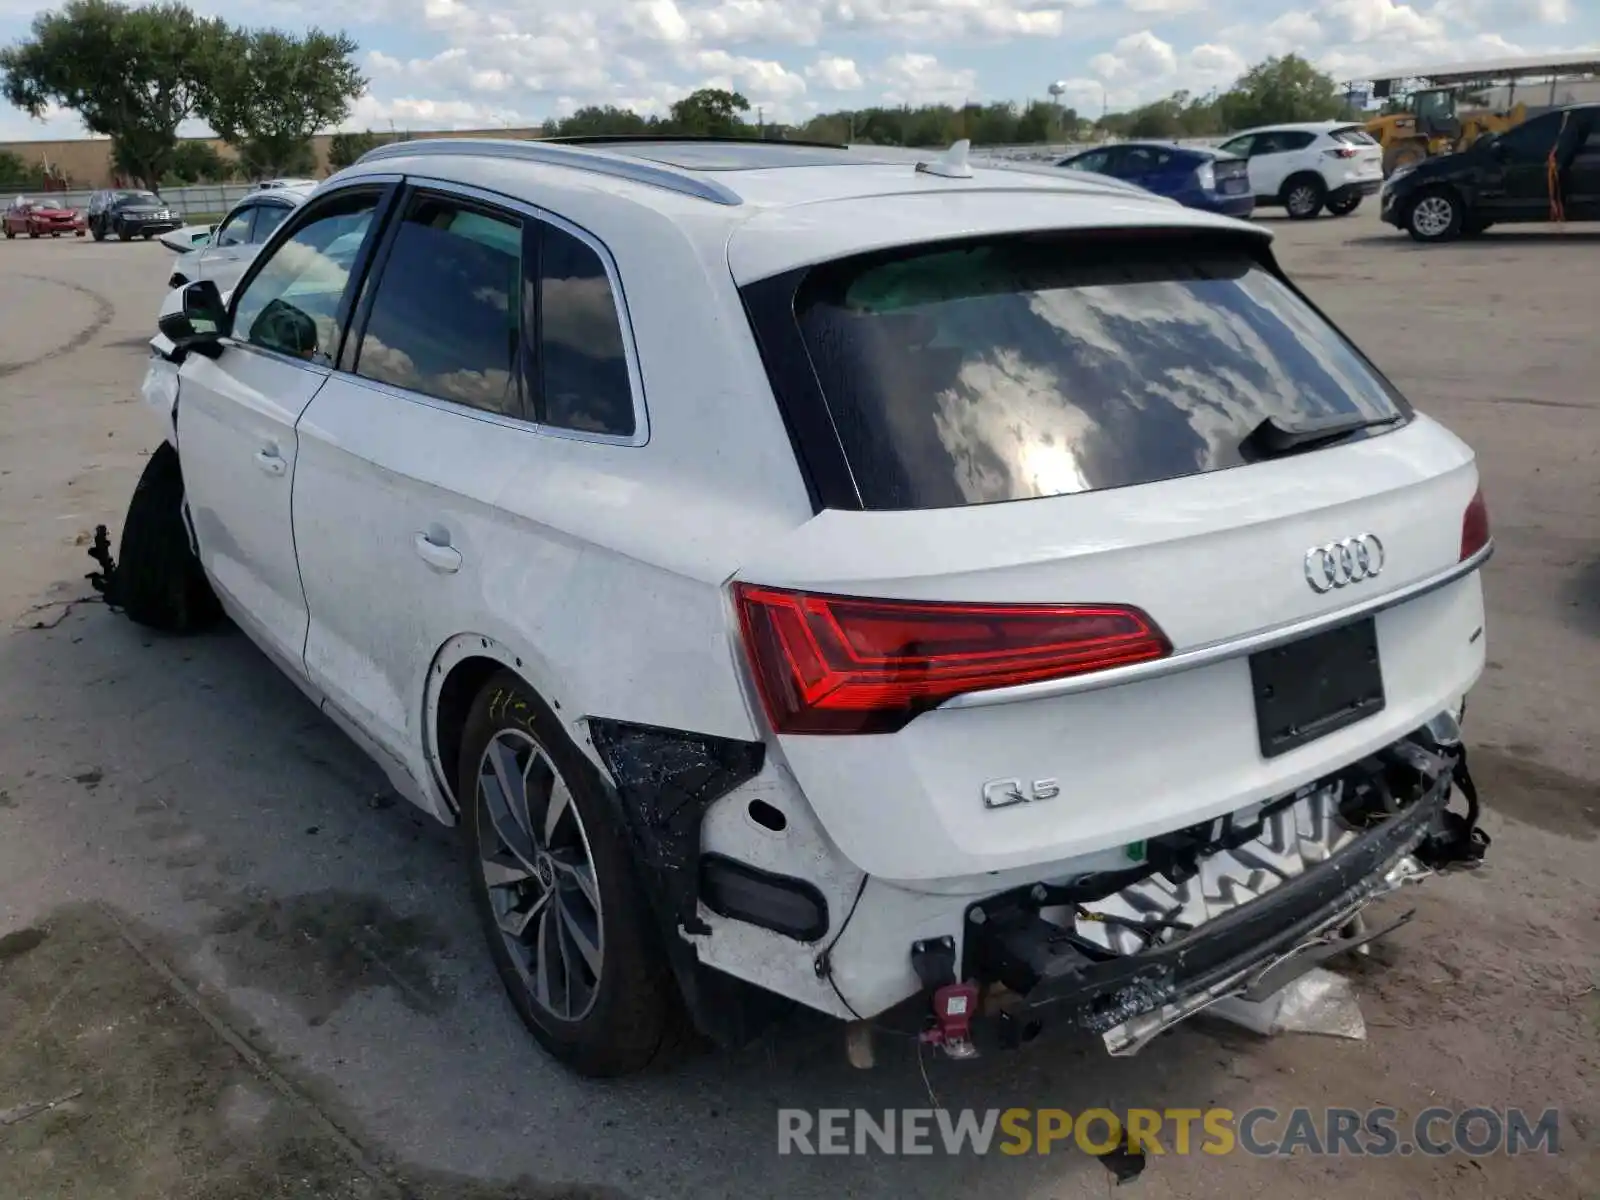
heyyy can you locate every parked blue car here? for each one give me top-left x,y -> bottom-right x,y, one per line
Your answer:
1057,142 -> 1255,219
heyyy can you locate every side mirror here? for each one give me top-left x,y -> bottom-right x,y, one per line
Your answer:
157,280 -> 230,360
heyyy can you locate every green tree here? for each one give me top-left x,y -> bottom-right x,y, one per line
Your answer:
0,149 -> 46,188
1016,99 -> 1073,144
165,139 -> 232,183
194,26 -> 363,178
667,88 -> 750,136
1216,54 -> 1345,129
236,136 -> 316,178
0,0 -> 215,187
544,105 -> 658,138
328,129 -> 387,169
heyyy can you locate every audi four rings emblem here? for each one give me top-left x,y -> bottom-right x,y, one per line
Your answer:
1304,534 -> 1385,593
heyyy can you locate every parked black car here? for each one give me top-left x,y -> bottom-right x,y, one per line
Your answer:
1381,103 -> 1599,242
86,189 -> 185,242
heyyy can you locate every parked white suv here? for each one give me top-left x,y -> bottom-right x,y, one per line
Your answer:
164,180 -> 315,292
1217,121 -> 1385,219
105,136 -> 1492,1077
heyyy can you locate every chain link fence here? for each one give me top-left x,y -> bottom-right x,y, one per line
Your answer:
0,181 -> 259,217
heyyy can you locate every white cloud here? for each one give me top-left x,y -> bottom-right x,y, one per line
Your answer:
876,52 -> 980,106
807,55 -> 864,90
631,0 -> 695,44
1122,0 -> 1201,13
1090,30 -> 1179,81
1320,0 -> 1443,43
683,48 -> 808,100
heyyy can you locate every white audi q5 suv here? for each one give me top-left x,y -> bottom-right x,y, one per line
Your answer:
104,135 -> 1492,1076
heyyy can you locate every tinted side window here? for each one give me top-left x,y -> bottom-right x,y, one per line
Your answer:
786,236 -> 1409,510
1494,114 -> 1564,160
1063,150 -> 1111,171
355,194 -> 523,416
252,204 -> 292,243
537,223 -> 635,437
233,190 -> 380,362
1281,131 -> 1316,151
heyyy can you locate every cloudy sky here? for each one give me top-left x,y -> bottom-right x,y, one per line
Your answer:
0,0 -> 1592,140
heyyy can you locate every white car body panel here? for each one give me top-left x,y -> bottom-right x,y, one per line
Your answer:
176,347 -> 327,671
137,141 -> 1491,1030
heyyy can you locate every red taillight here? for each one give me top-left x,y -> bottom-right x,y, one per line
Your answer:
1461,485 -> 1491,560
734,584 -> 1172,735
1325,146 -> 1358,159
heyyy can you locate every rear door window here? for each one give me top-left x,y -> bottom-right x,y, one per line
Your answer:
784,234 -> 1409,510
535,222 -> 636,438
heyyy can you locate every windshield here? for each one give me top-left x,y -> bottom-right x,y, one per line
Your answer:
114,191 -> 159,204
37,199 -> 63,209
1413,90 -> 1457,122
786,234 -> 1409,510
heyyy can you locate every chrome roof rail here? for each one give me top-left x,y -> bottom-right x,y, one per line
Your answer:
352,138 -> 745,206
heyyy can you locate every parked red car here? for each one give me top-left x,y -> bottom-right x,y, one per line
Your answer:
3,196 -> 87,239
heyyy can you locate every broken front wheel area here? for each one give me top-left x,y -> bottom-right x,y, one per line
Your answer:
87,442 -> 222,634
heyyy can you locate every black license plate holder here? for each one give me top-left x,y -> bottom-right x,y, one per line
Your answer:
1250,618 -> 1385,759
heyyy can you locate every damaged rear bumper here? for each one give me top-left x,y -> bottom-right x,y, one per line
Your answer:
946,726 -> 1486,1054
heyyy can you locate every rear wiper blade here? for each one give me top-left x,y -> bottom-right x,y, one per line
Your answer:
1240,412 -> 1403,462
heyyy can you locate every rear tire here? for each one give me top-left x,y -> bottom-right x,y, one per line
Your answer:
117,226 -> 133,242
458,670 -> 695,1078
1326,194 -> 1362,217
91,222 -> 106,242
1283,175 -> 1326,220
3,229 -> 12,239
1405,189 -> 1464,243
107,442 -> 223,633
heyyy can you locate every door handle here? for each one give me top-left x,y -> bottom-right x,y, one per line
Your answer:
414,532 -> 462,574
254,447 -> 286,476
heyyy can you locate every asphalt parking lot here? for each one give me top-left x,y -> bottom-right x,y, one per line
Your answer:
0,209 -> 1596,1200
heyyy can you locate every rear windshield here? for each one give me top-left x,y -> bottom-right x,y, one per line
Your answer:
1330,126 -> 1378,146
791,235 -> 1408,510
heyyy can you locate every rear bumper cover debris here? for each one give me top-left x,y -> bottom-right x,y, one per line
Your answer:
948,726 -> 1486,1052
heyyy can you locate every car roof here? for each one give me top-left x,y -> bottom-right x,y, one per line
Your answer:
330,136 -> 1269,283
1229,121 -> 1360,136
1069,141 -> 1214,157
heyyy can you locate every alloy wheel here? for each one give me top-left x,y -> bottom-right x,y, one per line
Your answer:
1411,195 -> 1455,239
1288,185 -> 1320,217
474,727 -> 604,1023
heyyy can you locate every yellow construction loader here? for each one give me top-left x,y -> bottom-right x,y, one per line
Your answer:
1363,87 -> 1529,176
